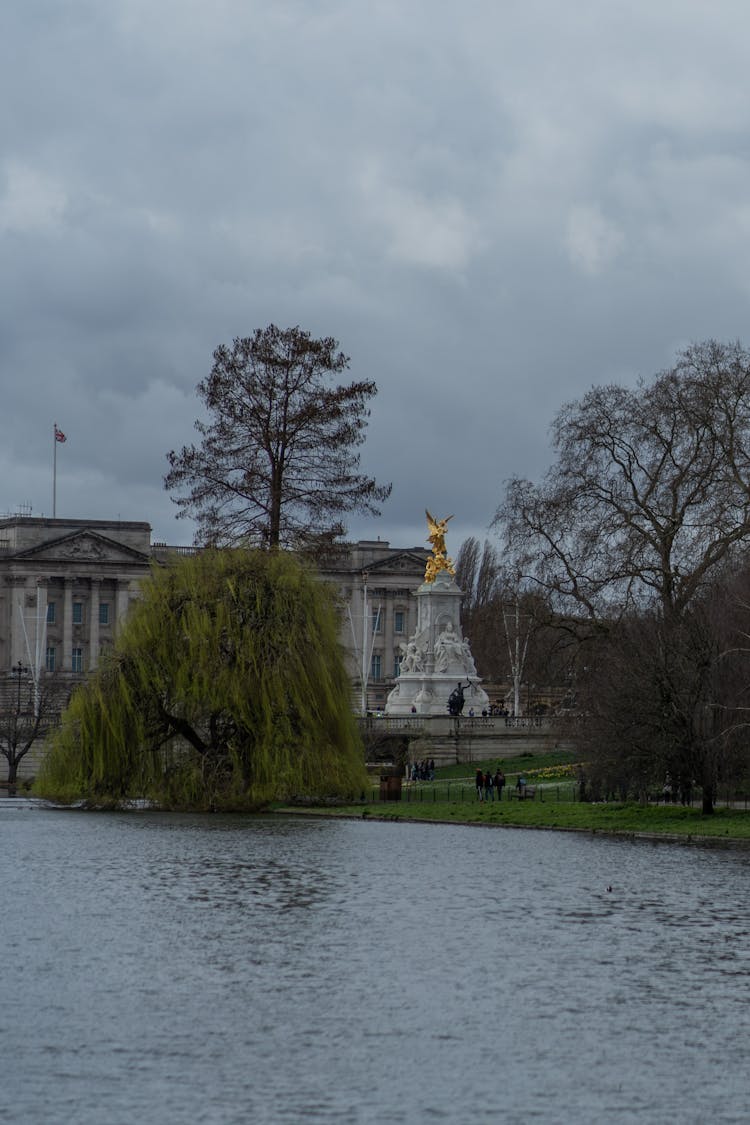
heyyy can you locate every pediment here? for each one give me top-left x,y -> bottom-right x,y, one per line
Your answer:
12,530 -> 151,566
364,550 -> 429,576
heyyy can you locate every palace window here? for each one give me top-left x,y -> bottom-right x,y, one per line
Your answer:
99,602 -> 110,626
72,647 -> 83,673
45,646 -> 56,672
46,602 -> 56,624
371,609 -> 382,634
72,602 -> 83,625
371,653 -> 382,680
394,610 -> 405,634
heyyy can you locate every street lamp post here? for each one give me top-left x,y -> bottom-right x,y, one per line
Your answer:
12,661 -> 28,714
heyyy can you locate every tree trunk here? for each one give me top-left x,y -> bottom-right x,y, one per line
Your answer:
269,462 -> 283,548
701,784 -> 715,815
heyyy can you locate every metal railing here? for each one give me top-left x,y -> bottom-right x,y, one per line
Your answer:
364,781 -> 750,809
368,781 -> 574,804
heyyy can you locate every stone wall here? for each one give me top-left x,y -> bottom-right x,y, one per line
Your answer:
362,715 -> 573,766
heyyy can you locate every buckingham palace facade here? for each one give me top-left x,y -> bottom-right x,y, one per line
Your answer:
0,516 -> 431,714
0,516 -> 153,688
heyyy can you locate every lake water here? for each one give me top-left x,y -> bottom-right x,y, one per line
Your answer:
1,804 -> 749,1124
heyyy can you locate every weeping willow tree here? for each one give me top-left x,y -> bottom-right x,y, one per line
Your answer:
36,549 -> 367,809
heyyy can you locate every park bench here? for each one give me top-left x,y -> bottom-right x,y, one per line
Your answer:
511,785 -> 536,800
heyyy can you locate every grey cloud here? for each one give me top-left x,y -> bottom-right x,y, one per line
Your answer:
3,1 -> 750,547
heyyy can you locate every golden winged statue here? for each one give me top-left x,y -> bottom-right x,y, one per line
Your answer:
424,509 -> 455,582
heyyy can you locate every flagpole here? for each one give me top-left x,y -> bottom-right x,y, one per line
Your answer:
52,423 -> 67,517
53,422 -> 57,518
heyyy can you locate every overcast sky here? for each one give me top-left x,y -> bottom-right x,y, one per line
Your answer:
2,1 -> 750,554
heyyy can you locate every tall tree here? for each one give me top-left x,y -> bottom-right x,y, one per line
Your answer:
578,570 -> 750,806
165,325 -> 391,551
495,340 -> 750,810
499,340 -> 750,622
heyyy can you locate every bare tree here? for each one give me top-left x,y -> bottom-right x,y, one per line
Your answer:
499,341 -> 750,621
579,570 -> 750,808
455,537 -> 572,706
495,340 -> 750,811
502,582 -> 533,718
0,671 -> 67,786
454,537 -> 483,604
165,325 -> 391,551
454,537 -> 502,677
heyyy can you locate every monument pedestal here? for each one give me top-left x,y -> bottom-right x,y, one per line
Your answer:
385,569 -> 489,717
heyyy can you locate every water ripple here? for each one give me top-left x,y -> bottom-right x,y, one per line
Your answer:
1,810 -> 749,1123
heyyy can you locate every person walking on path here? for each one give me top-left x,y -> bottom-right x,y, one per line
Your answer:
475,769 -> 484,801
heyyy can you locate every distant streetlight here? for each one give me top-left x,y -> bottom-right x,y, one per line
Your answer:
12,661 -> 28,714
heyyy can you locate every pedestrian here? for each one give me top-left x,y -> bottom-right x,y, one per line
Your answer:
475,768 -> 484,801
662,773 -> 673,804
494,768 -> 505,801
484,770 -> 494,802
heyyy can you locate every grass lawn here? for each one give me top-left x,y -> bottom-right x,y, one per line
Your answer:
348,746 -> 750,840
435,748 -> 577,781
279,798 -> 750,841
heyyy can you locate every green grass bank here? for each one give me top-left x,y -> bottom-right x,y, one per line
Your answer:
277,799 -> 750,843
341,748 -> 750,841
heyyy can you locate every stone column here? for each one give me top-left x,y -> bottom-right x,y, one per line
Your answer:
63,578 -> 74,672
373,589 -> 386,684
88,578 -> 101,670
34,577 -> 47,675
115,578 -> 131,636
383,591 -> 395,681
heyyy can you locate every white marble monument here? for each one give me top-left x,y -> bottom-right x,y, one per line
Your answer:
385,512 -> 490,717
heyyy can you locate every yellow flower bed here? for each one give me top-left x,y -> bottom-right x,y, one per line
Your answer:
521,763 -> 580,780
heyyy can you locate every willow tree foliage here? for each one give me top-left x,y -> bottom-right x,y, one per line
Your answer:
164,324 -> 392,552
36,550 -> 367,808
